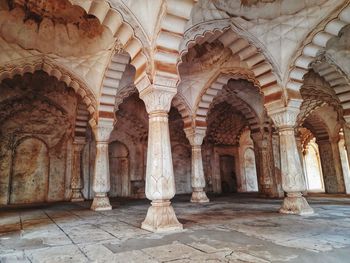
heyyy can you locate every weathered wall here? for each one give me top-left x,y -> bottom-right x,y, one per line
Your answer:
169,107 -> 192,194
0,71 -> 77,205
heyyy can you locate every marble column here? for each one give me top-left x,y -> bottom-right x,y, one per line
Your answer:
270,107 -> 313,215
184,127 -> 209,203
139,85 -> 182,232
70,138 -> 85,202
90,119 -> 114,211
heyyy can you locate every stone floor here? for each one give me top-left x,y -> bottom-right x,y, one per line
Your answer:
1,194 -> 350,263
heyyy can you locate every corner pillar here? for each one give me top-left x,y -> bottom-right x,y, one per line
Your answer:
139,84 -> 182,232
251,132 -> 278,197
70,138 -> 86,202
90,119 -> 114,211
318,137 -> 345,193
184,127 -> 209,203
269,107 -> 313,215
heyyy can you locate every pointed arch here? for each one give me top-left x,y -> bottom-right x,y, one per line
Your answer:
0,58 -> 97,115
0,58 -> 96,140
194,70 -> 262,127
312,59 -> 350,122
179,24 -> 282,105
286,4 -> 350,97
171,94 -> 193,128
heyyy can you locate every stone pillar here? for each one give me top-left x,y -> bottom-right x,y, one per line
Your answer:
139,85 -> 182,232
272,132 -> 284,197
270,107 -> 313,215
184,127 -> 209,203
318,137 -> 345,193
90,119 -> 114,211
251,132 -> 278,197
330,137 -> 345,193
70,138 -> 85,202
295,135 -> 305,171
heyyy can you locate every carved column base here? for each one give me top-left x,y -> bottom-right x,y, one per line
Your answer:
70,190 -> 84,202
191,188 -> 209,203
279,192 -> 314,215
91,193 -> 112,211
141,200 -> 183,233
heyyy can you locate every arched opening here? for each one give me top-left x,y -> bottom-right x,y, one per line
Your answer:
109,141 -> 130,197
301,107 -> 345,194
169,107 -> 192,195
0,70 -> 86,205
10,137 -> 49,204
110,92 -> 147,198
303,137 -> 324,192
239,129 -> 259,192
219,154 -> 237,193
199,79 -> 276,196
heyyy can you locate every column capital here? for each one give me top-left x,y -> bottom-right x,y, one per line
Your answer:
184,127 -> 207,146
90,118 -> 114,142
269,107 -> 300,130
139,85 -> 177,114
73,137 -> 86,150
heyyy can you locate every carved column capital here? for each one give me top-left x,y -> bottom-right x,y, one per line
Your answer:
269,107 -> 300,130
91,118 -> 114,142
139,85 -> 177,115
184,127 -> 207,146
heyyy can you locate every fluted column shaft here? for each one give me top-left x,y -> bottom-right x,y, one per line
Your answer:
70,139 -> 85,202
270,107 -> 313,215
90,119 -> 114,211
139,85 -> 182,232
185,127 -> 209,203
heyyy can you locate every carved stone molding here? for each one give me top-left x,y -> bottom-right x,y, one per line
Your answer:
91,118 -> 114,143
184,127 -> 207,146
139,85 -> 177,114
269,107 -> 300,129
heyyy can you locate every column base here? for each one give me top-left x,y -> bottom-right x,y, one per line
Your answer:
141,200 -> 183,233
70,190 -> 84,202
90,193 -> 112,211
191,188 -> 209,203
279,192 -> 314,215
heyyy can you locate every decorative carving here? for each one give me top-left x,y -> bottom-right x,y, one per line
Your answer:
91,119 -> 114,143
270,107 -> 300,129
139,85 -> 177,114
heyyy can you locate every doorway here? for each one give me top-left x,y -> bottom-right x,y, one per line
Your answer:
219,155 -> 237,193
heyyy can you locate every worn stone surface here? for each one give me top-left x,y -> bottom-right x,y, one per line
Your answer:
0,71 -> 77,205
1,194 -> 350,262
